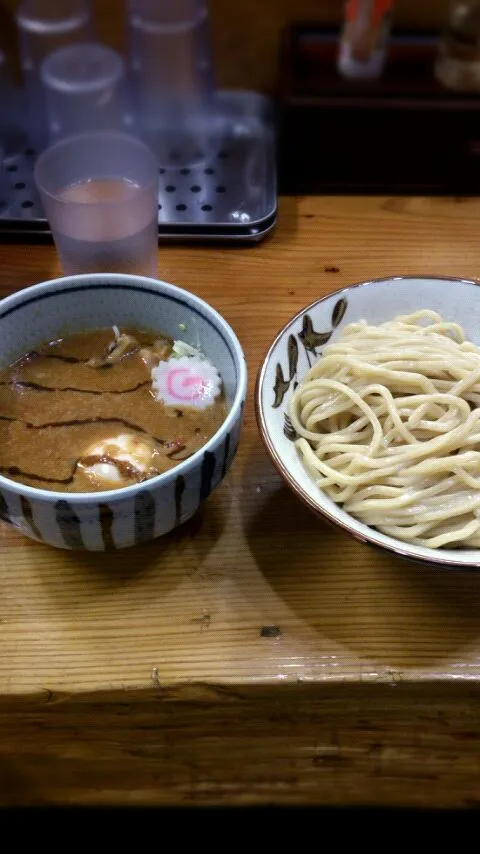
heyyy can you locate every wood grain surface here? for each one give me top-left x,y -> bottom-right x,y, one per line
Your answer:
2,194 -> 480,807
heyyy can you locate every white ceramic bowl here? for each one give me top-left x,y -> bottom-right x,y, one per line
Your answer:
256,275 -> 480,569
0,273 -> 247,550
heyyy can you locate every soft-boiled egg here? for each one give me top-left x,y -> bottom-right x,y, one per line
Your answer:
78,432 -> 157,487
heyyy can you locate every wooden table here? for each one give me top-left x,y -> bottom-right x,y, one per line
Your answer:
1,195 -> 480,809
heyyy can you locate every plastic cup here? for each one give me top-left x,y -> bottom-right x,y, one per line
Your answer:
127,0 -> 220,166
34,130 -> 159,276
0,144 -> 8,213
41,42 -> 130,143
15,0 -> 95,152
0,50 -> 26,156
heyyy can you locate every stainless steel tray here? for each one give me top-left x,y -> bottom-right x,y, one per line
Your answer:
0,90 -> 277,244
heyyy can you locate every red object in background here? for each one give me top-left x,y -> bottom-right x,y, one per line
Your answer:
346,0 -> 394,30
278,24 -> 480,195
338,0 -> 395,75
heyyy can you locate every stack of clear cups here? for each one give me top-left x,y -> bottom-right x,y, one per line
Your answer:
15,0 -> 95,153
127,0 -> 220,167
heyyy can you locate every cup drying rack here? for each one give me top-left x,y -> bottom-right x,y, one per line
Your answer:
0,90 -> 277,245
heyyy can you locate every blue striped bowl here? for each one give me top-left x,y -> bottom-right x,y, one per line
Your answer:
0,273 -> 247,550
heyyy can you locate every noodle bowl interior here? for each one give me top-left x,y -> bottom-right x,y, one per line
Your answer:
0,327 -> 226,493
288,310 -> 480,549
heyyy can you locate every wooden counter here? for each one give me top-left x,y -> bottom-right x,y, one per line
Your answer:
1,195 -> 480,808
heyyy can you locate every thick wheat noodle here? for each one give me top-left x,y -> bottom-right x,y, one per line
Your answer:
288,310 -> 480,549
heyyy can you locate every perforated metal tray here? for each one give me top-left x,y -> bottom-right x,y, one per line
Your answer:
0,90 -> 277,244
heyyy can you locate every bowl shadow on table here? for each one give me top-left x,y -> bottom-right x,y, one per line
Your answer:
32,490 -> 229,615
243,468 -> 480,672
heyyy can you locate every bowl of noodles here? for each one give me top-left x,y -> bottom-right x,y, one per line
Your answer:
255,275 -> 480,569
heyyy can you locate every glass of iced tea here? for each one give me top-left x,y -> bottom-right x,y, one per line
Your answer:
34,130 -> 159,276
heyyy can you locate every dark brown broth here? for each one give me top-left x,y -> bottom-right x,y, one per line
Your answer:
0,327 -> 227,493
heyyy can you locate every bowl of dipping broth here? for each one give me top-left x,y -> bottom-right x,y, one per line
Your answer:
0,273 -> 246,550
256,275 -> 480,569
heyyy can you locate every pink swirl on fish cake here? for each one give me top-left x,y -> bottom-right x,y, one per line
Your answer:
151,355 -> 222,410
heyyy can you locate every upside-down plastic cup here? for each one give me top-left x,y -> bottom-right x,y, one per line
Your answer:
0,49 -> 26,156
0,144 -> 8,213
127,0 -> 220,166
41,42 -> 130,143
34,130 -> 159,276
15,0 -> 94,152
